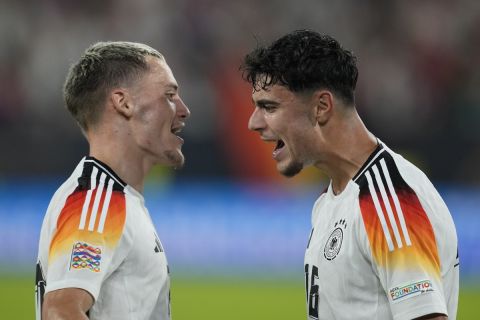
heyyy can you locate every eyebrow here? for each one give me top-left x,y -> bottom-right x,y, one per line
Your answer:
165,83 -> 178,91
253,98 -> 280,107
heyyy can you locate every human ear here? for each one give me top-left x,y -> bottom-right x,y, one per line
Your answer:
313,90 -> 334,125
110,89 -> 133,118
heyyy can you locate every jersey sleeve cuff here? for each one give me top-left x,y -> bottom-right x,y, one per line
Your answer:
45,279 -> 100,302
393,303 -> 447,320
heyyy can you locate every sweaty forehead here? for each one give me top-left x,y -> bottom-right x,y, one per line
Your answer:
252,84 -> 294,102
146,56 -> 178,88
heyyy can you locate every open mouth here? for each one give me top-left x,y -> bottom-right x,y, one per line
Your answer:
274,140 -> 285,151
171,125 -> 185,143
171,121 -> 185,135
272,139 -> 285,159
171,127 -> 182,135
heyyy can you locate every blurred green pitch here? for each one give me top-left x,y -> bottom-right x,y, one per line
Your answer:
2,274 -> 478,319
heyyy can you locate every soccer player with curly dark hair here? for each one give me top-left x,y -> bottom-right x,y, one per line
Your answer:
241,30 -> 458,320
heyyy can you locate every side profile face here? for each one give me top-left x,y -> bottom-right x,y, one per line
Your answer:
249,84 -> 318,177
129,56 -> 190,168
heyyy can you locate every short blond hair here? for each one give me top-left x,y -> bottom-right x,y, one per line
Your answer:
63,41 -> 163,130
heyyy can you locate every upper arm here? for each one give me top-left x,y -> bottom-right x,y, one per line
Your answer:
356,153 -> 450,319
45,172 -> 128,299
43,288 -> 93,320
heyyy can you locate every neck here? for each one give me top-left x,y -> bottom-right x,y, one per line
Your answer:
87,128 -> 152,193
314,110 -> 377,195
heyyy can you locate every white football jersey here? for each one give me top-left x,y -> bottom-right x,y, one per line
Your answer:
304,143 -> 459,320
35,157 -> 170,320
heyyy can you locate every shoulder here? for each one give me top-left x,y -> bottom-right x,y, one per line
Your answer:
353,143 -> 445,262
53,158 -> 128,243
353,143 -> 436,207
78,157 -> 127,195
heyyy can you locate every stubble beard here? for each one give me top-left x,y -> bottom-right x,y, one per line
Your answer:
279,160 -> 303,178
165,150 -> 185,170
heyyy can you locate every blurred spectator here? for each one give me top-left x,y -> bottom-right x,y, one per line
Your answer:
0,0 -> 478,185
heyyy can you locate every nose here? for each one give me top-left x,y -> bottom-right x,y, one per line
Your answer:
176,97 -> 191,120
248,107 -> 266,132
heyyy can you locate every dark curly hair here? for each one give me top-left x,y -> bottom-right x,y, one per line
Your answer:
241,30 -> 358,104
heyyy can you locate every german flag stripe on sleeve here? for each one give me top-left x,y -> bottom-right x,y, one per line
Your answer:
49,164 -> 126,264
357,153 -> 441,280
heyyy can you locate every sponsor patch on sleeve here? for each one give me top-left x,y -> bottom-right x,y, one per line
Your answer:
389,279 -> 434,303
69,242 -> 102,273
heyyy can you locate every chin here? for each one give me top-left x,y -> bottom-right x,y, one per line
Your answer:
164,150 -> 185,169
278,160 -> 303,178
173,157 -> 185,170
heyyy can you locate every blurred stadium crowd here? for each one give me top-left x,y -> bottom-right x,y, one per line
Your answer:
0,0 -> 479,184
